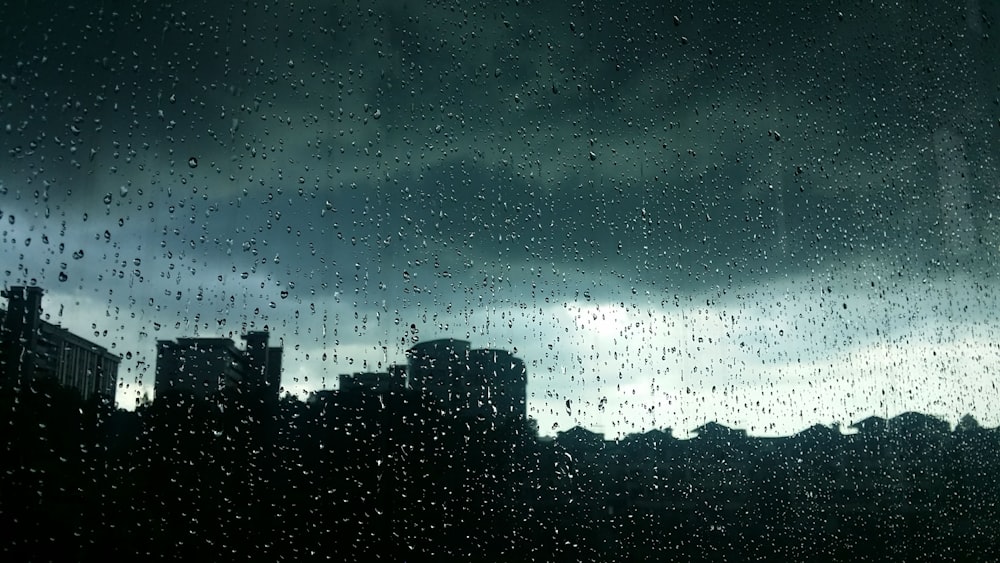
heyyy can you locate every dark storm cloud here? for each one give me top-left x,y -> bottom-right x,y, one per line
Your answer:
4,0 -> 995,299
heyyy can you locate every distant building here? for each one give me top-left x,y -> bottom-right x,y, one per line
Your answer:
155,338 -> 244,401
467,348 -> 528,421
327,338 -> 528,422
338,364 -> 406,395
242,331 -> 284,399
0,286 -> 120,402
405,338 -> 527,423
406,338 -> 472,405
155,331 -> 282,401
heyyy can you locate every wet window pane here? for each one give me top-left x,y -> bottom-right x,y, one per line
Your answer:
2,1 -> 999,560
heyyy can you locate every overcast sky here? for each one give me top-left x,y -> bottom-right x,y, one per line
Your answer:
1,0 -> 998,437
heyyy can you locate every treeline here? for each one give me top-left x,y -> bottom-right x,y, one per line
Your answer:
1,380 -> 998,562
540,418 -> 1000,562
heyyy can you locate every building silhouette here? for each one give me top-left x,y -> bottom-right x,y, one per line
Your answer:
155,331 -> 282,401
338,364 -> 407,395
405,338 -> 527,423
0,285 -> 120,401
242,331 -> 284,399
324,339 -> 528,422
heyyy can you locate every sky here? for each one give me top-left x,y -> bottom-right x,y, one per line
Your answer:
1,0 -> 998,438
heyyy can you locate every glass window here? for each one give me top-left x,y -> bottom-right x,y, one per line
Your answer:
2,1 -> 998,560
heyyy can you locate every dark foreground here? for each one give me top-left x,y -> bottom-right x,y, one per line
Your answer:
2,382 -> 998,562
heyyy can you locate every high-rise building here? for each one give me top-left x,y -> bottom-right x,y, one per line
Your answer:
154,338 -> 245,401
155,331 -> 283,401
406,338 -> 472,404
242,331 -> 283,398
406,338 -> 527,423
338,364 -> 407,395
0,286 -> 120,402
467,348 -> 528,422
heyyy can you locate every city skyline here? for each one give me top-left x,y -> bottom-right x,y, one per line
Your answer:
1,283 -> 996,441
6,352 -> 996,561
1,0 -> 998,439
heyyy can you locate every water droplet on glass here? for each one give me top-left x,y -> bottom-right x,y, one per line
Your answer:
57,271 -> 68,282
188,156 -> 198,168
